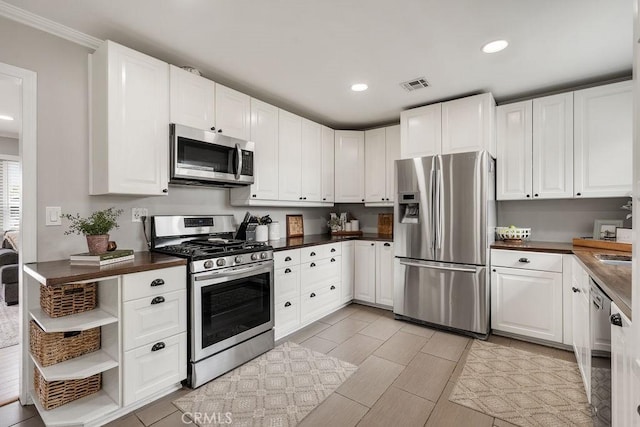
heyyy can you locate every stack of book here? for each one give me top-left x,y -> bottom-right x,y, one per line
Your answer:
70,249 -> 135,266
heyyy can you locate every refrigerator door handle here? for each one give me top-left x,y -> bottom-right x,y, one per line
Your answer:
429,164 -> 436,251
399,259 -> 478,273
435,156 -> 444,250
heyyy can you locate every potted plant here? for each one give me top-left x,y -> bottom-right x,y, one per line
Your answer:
62,207 -> 123,254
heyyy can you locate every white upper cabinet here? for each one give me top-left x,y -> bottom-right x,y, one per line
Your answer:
496,100 -> 533,200
532,93 -> 574,199
214,83 -> 251,140
169,65 -> 215,131
278,110 -> 303,201
321,126 -> 335,203
400,103 -> 442,159
385,125 -> 401,203
90,40 -> 169,196
301,118 -> 323,202
335,130 -> 365,202
574,81 -> 632,198
441,93 -> 496,157
249,98 -> 279,200
364,128 -> 387,203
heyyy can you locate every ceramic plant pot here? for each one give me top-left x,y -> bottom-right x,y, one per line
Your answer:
86,234 -> 109,254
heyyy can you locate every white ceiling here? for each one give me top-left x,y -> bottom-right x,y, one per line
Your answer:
4,0 -> 633,128
0,73 -> 21,138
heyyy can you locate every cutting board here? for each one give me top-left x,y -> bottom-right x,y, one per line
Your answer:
378,213 -> 393,236
572,238 -> 631,252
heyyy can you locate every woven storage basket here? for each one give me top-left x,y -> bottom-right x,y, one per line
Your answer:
34,368 -> 101,410
40,282 -> 97,318
29,320 -> 100,367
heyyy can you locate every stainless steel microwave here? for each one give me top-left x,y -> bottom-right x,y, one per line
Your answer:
170,123 -> 254,187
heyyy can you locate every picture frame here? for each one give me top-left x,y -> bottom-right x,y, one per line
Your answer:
593,219 -> 623,241
286,215 -> 304,238
616,227 -> 632,244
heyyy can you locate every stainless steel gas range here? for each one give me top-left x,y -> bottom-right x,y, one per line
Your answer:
150,215 -> 274,388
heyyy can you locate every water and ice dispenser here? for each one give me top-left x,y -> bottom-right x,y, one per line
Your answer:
399,192 -> 420,223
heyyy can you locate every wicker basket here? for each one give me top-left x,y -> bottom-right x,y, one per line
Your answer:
30,320 -> 100,367
40,282 -> 97,318
34,368 -> 101,410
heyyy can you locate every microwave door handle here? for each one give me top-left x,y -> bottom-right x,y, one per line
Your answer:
235,143 -> 242,180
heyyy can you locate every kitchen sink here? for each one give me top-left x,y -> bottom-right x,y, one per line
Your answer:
595,254 -> 632,266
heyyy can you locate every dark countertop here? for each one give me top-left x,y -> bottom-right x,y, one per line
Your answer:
24,252 -> 187,286
270,233 -> 393,251
491,240 -> 631,320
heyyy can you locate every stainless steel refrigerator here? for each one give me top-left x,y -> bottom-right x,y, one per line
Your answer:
393,151 -> 496,338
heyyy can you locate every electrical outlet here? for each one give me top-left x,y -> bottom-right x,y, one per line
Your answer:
132,208 -> 148,222
45,206 -> 62,226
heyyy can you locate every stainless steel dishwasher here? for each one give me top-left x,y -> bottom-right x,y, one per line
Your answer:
590,279 -> 612,426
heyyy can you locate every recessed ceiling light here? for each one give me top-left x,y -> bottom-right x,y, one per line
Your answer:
351,83 -> 368,92
0,115 -> 14,121
482,40 -> 509,54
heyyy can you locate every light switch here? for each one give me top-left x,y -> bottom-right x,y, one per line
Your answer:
46,206 -> 62,226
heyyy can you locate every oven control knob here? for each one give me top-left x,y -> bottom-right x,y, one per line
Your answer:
260,252 -> 268,259
204,260 -> 214,269
251,253 -> 259,261
235,256 -> 243,263
216,259 -> 226,267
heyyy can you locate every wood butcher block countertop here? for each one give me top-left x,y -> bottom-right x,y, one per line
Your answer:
492,240 -> 632,320
269,233 -> 393,251
24,252 -> 187,286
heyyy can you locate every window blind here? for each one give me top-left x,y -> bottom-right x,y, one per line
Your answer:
0,160 -> 21,231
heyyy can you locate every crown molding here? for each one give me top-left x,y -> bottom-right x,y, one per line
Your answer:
0,1 -> 102,50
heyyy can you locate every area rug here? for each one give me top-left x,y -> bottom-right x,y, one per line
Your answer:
449,340 -> 592,426
0,296 -> 19,349
173,341 -> 358,427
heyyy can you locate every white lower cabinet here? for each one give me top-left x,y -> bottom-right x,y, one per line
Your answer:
610,302 -> 633,426
490,249 -> 563,343
571,257 -> 591,397
123,332 -> 187,406
341,241 -> 355,304
274,297 -> 300,338
301,283 -> 340,324
375,242 -> 394,307
354,241 -> 376,303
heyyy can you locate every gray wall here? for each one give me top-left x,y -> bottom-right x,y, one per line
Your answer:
497,198 -> 629,242
0,136 -> 18,156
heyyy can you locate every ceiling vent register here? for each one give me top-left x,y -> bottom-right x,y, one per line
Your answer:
400,77 -> 430,92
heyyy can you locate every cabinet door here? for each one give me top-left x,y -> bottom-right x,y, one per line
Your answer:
93,41 -> 169,196
496,101 -> 533,200
169,65 -> 215,131
341,241 -> 354,304
335,131 -> 365,202
249,98 -> 279,200
610,302 -> 632,427
275,297 -> 300,340
491,267 -> 563,343
364,128 -> 387,203
278,110 -> 302,201
574,81 -> 632,198
375,242 -> 394,306
300,118 -> 323,202
385,125 -> 401,202
214,83 -> 250,140
532,93 -> 573,199
354,241 -> 376,303
400,103 -> 441,159
442,93 -> 495,156
274,265 -> 300,304
321,126 -> 335,203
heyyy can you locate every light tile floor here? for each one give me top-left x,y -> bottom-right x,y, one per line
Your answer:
5,303 -> 577,427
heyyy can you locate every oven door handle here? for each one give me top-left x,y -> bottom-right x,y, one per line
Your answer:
234,143 -> 242,180
194,261 -> 273,282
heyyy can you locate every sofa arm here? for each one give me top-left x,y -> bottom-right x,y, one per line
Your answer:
0,264 -> 18,284
0,249 -> 18,266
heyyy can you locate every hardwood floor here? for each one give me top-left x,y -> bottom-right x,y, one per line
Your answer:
0,344 -> 20,406
10,303 -> 576,426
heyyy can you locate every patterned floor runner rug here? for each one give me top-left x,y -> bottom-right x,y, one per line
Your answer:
449,340 -> 593,426
173,341 -> 358,427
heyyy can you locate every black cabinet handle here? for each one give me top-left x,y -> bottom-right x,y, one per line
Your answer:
284,268 -> 291,274
331,258 -> 336,262
284,301 -> 292,307
381,198 -> 385,201
151,296 -> 165,305
330,285 -> 336,290
323,198 -> 326,201
151,279 -> 165,287
518,258 -> 530,263
162,189 -> 168,193
492,269 -> 496,272
572,287 -> 580,293
252,194 -> 256,198
534,194 -> 539,197
331,248 -> 336,252
576,193 -> 582,196
285,256 -> 292,261
151,342 -> 165,352
526,194 -> 530,198
218,129 -> 223,133
610,313 -> 623,327
303,197 -> 307,200
310,292 -> 316,298
371,243 -> 374,246
63,331 -> 81,338
361,199 -> 365,202
310,252 -> 316,256
210,126 -> 216,131
310,262 -> 316,267
384,243 -> 391,247
299,197 -> 303,200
